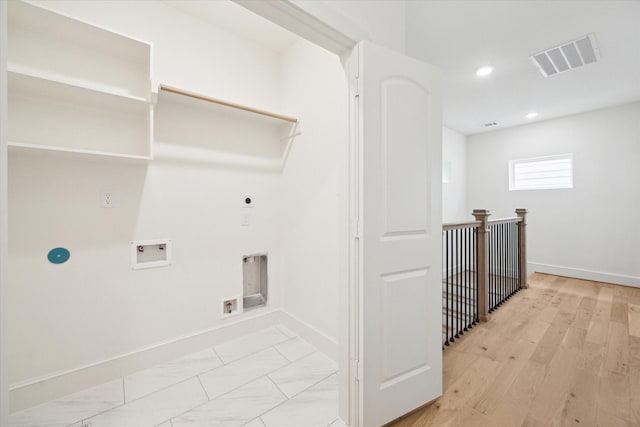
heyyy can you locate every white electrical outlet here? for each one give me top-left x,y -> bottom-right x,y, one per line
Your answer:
101,190 -> 114,208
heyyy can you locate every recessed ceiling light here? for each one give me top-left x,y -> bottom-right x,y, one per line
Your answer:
526,112 -> 539,119
476,66 -> 494,77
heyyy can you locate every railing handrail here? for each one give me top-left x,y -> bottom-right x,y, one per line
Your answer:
442,220 -> 482,231
442,217 -> 523,232
488,217 -> 522,225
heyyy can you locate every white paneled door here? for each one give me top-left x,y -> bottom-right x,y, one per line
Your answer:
350,41 -> 442,427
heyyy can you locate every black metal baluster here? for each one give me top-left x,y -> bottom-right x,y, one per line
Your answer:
506,223 -> 510,299
445,230 -> 449,345
497,223 -> 501,306
501,223 -> 505,303
459,228 -> 463,335
508,223 -> 512,297
511,222 -> 515,295
456,228 -> 460,338
504,223 -> 508,300
460,228 -> 463,334
487,226 -> 493,312
466,226 -> 470,330
475,227 -> 479,323
491,224 -> 494,311
516,222 -> 522,290
512,223 -> 516,294
508,222 -> 513,297
516,222 -> 520,292
508,223 -> 511,297
498,224 -> 506,305
504,223 -> 507,301
452,229 -> 457,340
509,223 -> 515,295
465,226 -> 469,331
468,227 -> 472,328
496,224 -> 499,307
496,223 -> 500,306
493,224 -> 497,310
460,228 -> 464,332
504,223 -> 507,303
463,228 -> 466,331
462,227 -> 466,332
452,229 -> 457,341
500,223 -> 503,305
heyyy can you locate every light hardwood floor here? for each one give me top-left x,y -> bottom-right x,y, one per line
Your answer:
390,273 -> 640,427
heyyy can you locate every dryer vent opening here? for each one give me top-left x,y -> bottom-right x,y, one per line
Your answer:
243,254 -> 268,309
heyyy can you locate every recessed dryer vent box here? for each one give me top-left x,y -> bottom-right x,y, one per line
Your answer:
131,239 -> 171,270
243,254 -> 268,310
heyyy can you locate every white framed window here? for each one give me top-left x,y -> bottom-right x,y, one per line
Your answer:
509,154 -> 573,191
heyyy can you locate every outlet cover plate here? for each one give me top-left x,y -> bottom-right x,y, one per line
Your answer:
101,190 -> 114,208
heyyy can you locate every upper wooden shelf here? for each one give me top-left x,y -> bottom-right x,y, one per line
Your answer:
8,64 -> 149,104
7,0 -> 154,161
8,69 -> 149,113
9,0 -> 153,101
158,84 -> 298,124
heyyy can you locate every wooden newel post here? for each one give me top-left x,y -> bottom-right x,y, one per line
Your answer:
472,209 -> 491,322
515,208 -> 528,289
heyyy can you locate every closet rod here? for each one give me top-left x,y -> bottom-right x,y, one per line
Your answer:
159,84 -> 298,123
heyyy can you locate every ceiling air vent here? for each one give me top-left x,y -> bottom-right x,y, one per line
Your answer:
531,33 -> 600,77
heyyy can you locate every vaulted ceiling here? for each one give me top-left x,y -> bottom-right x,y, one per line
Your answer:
166,0 -> 640,136
405,1 -> 640,135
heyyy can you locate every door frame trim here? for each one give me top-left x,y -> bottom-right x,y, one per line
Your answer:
1,1 -> 10,424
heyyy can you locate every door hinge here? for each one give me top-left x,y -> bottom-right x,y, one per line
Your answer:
351,77 -> 359,96
353,359 -> 360,381
352,219 -> 360,239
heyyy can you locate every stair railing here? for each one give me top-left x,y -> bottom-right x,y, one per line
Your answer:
442,209 -> 528,346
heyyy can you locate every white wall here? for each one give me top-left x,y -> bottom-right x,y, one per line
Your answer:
442,127 -> 467,223
279,39 -> 348,350
38,1 -> 284,107
467,102 -> 640,286
8,0 -> 345,411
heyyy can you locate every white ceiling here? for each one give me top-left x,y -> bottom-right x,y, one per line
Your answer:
163,0 -> 299,53
164,1 -> 639,136
406,0 -> 640,135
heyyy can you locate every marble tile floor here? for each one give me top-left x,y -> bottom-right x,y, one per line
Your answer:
9,325 -> 342,427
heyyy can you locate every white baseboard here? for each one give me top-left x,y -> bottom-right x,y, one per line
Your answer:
279,311 -> 339,362
9,308 -> 340,413
10,308 -> 283,412
529,262 -> 640,288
